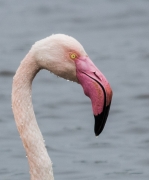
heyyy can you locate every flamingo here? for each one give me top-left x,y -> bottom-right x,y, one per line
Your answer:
12,34 -> 112,180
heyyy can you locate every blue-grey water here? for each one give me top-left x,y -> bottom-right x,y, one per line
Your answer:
0,0 -> 149,179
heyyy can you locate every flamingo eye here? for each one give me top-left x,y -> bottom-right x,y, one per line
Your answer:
70,53 -> 77,60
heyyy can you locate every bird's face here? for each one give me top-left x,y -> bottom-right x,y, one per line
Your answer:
63,49 -> 112,136
34,34 -> 112,136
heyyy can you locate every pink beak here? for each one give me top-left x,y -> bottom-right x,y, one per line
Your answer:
75,56 -> 113,136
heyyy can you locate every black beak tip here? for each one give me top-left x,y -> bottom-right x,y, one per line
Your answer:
94,113 -> 105,136
94,103 -> 111,136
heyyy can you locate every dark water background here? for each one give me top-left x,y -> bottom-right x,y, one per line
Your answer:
0,0 -> 149,179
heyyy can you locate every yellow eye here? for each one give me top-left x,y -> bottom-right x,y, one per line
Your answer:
70,53 -> 77,59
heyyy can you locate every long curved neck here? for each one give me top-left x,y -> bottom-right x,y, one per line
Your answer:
12,53 -> 54,180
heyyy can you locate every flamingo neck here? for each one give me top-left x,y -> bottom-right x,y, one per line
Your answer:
12,53 -> 54,180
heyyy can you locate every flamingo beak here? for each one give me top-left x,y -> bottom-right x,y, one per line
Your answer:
75,56 -> 112,136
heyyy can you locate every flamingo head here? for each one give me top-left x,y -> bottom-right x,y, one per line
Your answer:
32,34 -> 113,136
